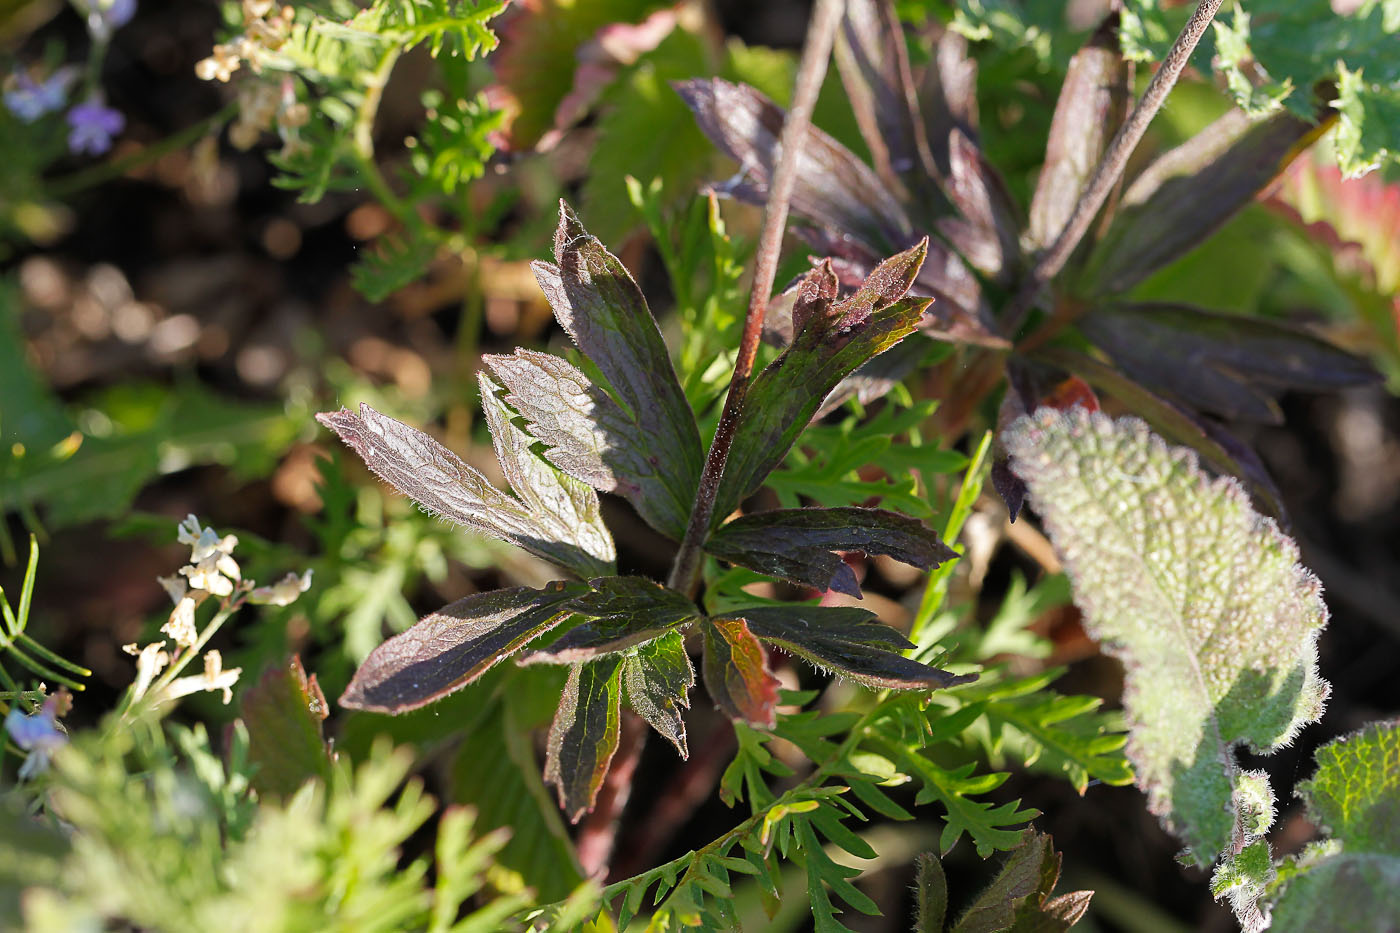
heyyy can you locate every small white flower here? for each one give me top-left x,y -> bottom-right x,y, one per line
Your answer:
161,596 -> 199,648
248,569 -> 313,606
129,641 -> 171,702
160,650 -> 241,704
177,514 -> 204,546
157,573 -> 187,605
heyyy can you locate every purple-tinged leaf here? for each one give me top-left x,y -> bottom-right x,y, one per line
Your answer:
713,242 -> 933,521
703,617 -> 782,728
340,582 -> 588,714
955,830 -> 1092,932
520,575 -> 698,664
622,630 -> 693,757
835,0 -> 939,204
706,507 -> 957,597
917,26 -> 979,178
1027,14 -> 1131,252
545,656 -> 624,822
739,605 -> 974,691
533,202 -> 702,526
675,77 -> 913,255
1085,110 -> 1330,296
485,349 -> 692,539
317,404 -> 609,578
935,129 -> 1022,282
991,460 -> 1028,524
240,654 -> 332,798
1078,303 -> 1378,424
479,372 -> 616,574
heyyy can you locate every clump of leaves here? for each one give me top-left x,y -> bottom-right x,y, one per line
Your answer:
319,203 -> 972,819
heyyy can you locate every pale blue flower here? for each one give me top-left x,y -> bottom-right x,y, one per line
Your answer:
5,700 -> 68,779
4,69 -> 75,122
66,98 -> 125,155
77,0 -> 136,42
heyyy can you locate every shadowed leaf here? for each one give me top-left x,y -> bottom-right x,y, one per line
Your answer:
703,617 -> 781,728
240,655 -> 332,798
951,830 -> 1092,933
1005,408 -> 1329,863
317,404 -> 608,578
623,630 -> 694,757
914,852 -> 948,933
706,506 -> 957,597
1078,303 -> 1378,424
545,657 -> 625,822
714,243 -> 932,520
740,605 -> 973,691
340,582 -> 588,713
521,576 -> 698,663
1027,14 -> 1130,252
937,129 -> 1021,282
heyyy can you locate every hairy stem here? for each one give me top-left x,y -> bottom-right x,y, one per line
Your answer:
1000,0 -> 1225,336
667,0 -> 845,597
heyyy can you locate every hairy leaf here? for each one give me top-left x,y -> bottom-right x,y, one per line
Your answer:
954,831 -> 1092,933
545,657 -> 625,822
1077,303 -> 1377,423
1027,14 -> 1130,252
1266,719 -> 1400,931
479,373 -> 616,573
714,245 -> 932,520
239,655 -> 332,799
531,201 -> 703,535
707,506 -> 957,597
1004,408 -> 1329,863
703,617 -> 782,728
521,575 -> 698,663
913,853 -> 948,933
340,582 -> 588,713
623,631 -> 694,757
740,604 -> 972,691
317,404 -> 608,578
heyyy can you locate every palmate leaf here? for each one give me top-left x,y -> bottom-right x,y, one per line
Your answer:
520,575 -> 699,663
1263,719 -> 1400,931
1004,408 -> 1329,864
706,506 -> 957,597
339,582 -> 588,713
317,403 -> 614,579
545,656 -> 625,822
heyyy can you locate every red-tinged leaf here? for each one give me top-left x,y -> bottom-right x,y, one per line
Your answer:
703,617 -> 781,728
706,506 -> 957,597
936,129 -> 1022,282
622,630 -> 693,757
317,404 -> 607,579
674,77 -> 914,255
739,605 -> 975,691
520,575 -> 698,664
479,372 -> 616,574
240,655 -> 332,798
1041,376 -> 1101,414
544,656 -> 624,822
1027,14 -> 1131,252
485,349 -> 693,539
1078,303 -> 1377,424
340,582 -> 588,714
835,0 -> 940,204
713,242 -> 933,521
1085,110 -> 1331,296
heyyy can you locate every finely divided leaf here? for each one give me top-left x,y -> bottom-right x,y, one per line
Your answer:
317,404 -> 605,578
713,244 -> 932,520
479,372 -> 616,575
740,605 -> 973,691
240,654 -> 332,798
703,617 -> 782,728
623,631 -> 694,757
521,575 -> 698,663
545,656 -> 625,822
340,582 -> 588,713
1265,719 -> 1400,932
706,506 -> 957,597
1004,408 -> 1329,863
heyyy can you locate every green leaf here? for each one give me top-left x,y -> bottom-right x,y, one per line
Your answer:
339,582 -> 588,713
981,679 -> 1133,794
913,852 -> 949,933
544,656 -> 625,822
239,655 -> 333,798
714,245 -> 932,520
520,575 -> 698,663
703,617 -> 782,728
622,630 -> 694,757
889,747 -> 1039,857
739,605 -> 974,691
1265,719 -> 1400,932
479,373 -> 616,577
706,506 -> 957,597
1004,408 -> 1329,863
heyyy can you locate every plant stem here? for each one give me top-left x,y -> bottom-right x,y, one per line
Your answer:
1000,0 -> 1225,337
666,0 -> 845,597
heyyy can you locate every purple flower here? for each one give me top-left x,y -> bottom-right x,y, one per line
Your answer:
66,99 -> 125,155
4,69 -> 75,122
5,699 -> 68,779
79,0 -> 136,42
